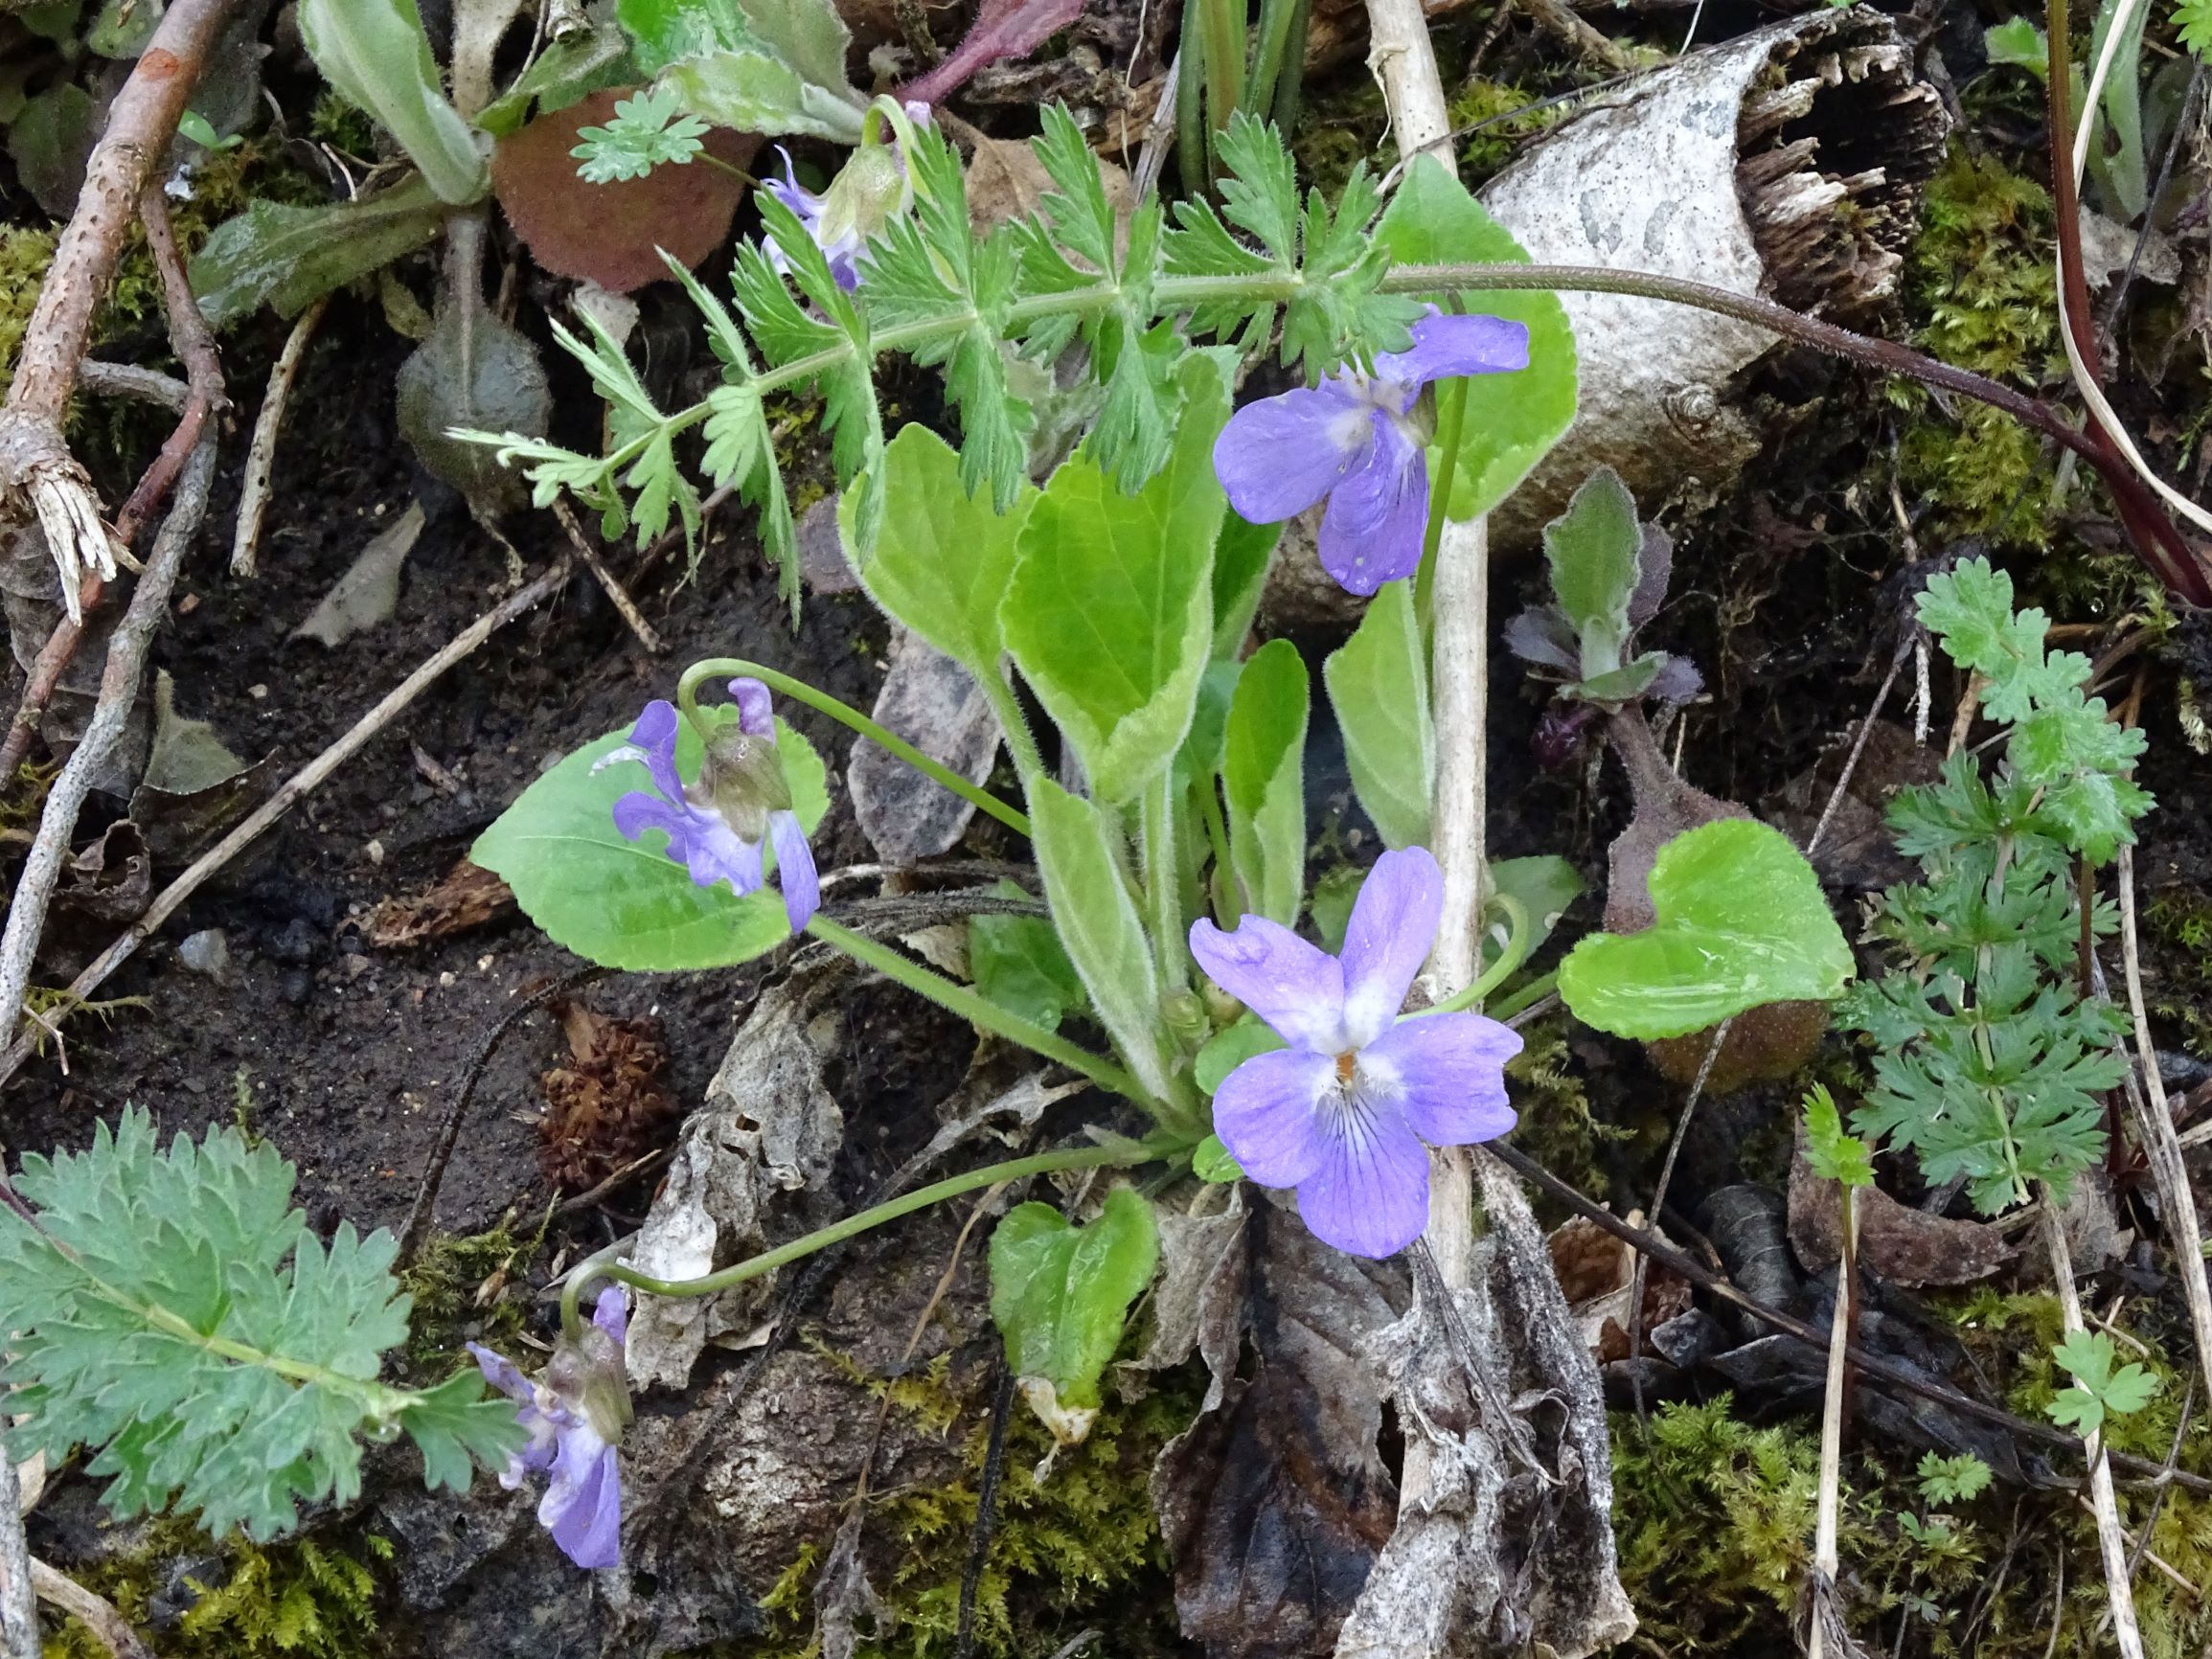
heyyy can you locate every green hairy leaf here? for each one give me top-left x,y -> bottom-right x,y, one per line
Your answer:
471,706 -> 829,970
1211,513 -> 1281,660
971,880 -> 1086,1032
1541,467 -> 1641,679
1371,155 -> 1577,520
1222,639 -> 1310,927
1192,1134 -> 1244,1183
2048,1330 -> 2159,1440
298,0 -> 490,206
1194,1017 -> 1285,1095
1029,781 -> 1180,1104
1802,1083 -> 1872,1189
0,1111 -> 521,1541
191,178 -> 450,329
1558,819 -> 1855,1040
1004,355 -> 1227,805
1323,580 -> 1434,849
991,1188 -> 1159,1437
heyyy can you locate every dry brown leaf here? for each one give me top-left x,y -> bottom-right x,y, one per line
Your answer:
364,859 -> 515,947
1547,1210 -> 1691,1363
1786,1122 -> 2016,1288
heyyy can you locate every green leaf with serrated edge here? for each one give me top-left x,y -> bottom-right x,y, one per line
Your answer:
1211,512 -> 1280,661
1372,154 -> 1576,520
0,1110 -> 522,1541
1030,780 -> 1177,1103
471,708 -> 828,971
1985,15 -> 2047,67
1223,639 -> 1309,927
990,1188 -> 1159,1417
971,880 -> 1086,1032
848,424 -> 1037,677
1802,1083 -> 1873,1188
1195,1017 -> 1286,1095
658,46 -> 864,140
1004,356 -> 1226,805
2049,1330 -> 2159,1439
1916,1452 -> 1992,1506
1541,467 -> 1641,679
190,178 -> 449,329
298,0 -> 489,206
1322,580 -> 1433,849
1558,819 -> 1854,1040
1193,1135 -> 1244,1183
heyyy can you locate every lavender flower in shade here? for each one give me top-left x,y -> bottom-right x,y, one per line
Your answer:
764,147 -> 864,290
1210,312 -> 1531,597
469,1287 -> 632,1569
762,107 -> 931,291
1189,847 -> 1522,1258
595,678 -> 819,933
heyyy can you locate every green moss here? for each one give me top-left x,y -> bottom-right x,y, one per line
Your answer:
1444,79 -> 1565,185
46,1522 -> 387,1659
398,1216 -> 538,1374
733,1350 -> 1199,1659
1896,146 -> 2062,548
1500,1017 -> 1641,1221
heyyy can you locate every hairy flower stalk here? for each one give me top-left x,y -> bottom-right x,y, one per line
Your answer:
471,1287 -> 632,1568
1212,311 -> 1528,594
595,677 -> 819,933
1192,847 -> 1522,1256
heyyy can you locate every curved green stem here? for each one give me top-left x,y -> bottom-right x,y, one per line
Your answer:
560,1137 -> 1168,1336
1414,375 -> 1471,629
808,914 -> 1146,1102
1487,967 -> 1556,1024
678,658 -> 1030,837
1417,893 -> 1531,1016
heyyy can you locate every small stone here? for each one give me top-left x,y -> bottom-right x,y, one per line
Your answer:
248,684 -> 269,700
367,838 -> 385,865
438,970 -> 457,988
343,953 -> 372,980
178,929 -> 230,977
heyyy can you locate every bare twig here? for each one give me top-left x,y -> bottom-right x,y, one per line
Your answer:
1807,637 -> 1911,859
1805,1180 -> 1859,1659
553,498 -> 665,653
0,1452 -> 33,1659
231,295 -> 330,577
29,1559 -> 153,1659
1626,1012 -> 1731,1426
2039,1197 -> 2144,1659
1486,1140 -> 2212,1495
2114,844 -> 2212,1410
0,559 -> 576,1092
0,435 -> 216,1070
113,187 -> 225,546
0,0 -> 239,620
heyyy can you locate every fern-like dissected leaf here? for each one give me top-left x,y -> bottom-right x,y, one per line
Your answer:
2181,0 -> 2212,60
0,1110 -> 520,1540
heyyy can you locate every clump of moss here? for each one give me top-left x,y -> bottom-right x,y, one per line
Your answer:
398,1216 -> 538,1374
1896,146 -> 2062,547
1445,79 -> 1565,185
46,1523 -> 387,1659
1501,1017 -> 1642,1220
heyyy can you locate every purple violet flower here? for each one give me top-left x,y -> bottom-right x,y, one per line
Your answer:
1189,847 -> 1522,1258
762,107 -> 931,292
764,147 -> 864,291
470,1287 -> 632,1569
595,678 -> 819,934
1211,312 -> 1531,597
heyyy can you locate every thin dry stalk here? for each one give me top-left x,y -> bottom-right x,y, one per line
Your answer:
231,294 -> 330,576
1805,1185 -> 1859,1659
0,559 -> 575,1092
0,1452 -> 31,1659
2040,1197 -> 2145,1659
2114,845 -> 2212,1406
114,187 -> 225,544
554,498 -> 665,652
29,1559 -> 153,1659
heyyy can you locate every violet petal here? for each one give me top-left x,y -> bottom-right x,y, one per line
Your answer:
1337,847 -> 1443,1048
541,1426 -> 622,1569
769,809 -> 819,933
623,700 -> 688,806
468,1343 -> 534,1405
1188,915 -> 1347,1053
729,678 -> 775,738
1315,417 -> 1428,597
1359,1012 -> 1520,1146
590,1286 -> 628,1347
1212,383 -> 1369,526
1375,312 -> 1531,390
1210,1047 -> 1335,1188
1295,1099 -> 1432,1258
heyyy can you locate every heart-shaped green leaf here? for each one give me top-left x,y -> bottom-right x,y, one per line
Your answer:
471,707 -> 827,971
1558,819 -> 1854,1039
990,1187 -> 1159,1438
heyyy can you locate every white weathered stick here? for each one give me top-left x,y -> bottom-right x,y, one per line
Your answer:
2041,1197 -> 2146,1659
1806,1185 -> 1857,1659
0,1452 -> 32,1659
0,558 -> 574,1092
30,1559 -> 152,1659
2115,845 -> 2212,1408
554,497 -> 665,653
1365,0 -> 1452,164
230,294 -> 329,577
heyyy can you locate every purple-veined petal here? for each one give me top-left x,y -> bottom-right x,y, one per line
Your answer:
770,810 -> 819,932
468,1342 -> 534,1404
765,146 -> 825,228
610,789 -> 691,848
540,1426 -> 622,1569
1338,847 -> 1444,1048
1212,383 -> 1372,525
1295,1095 -> 1432,1258
1375,312 -> 1531,393
1189,915 -> 1347,1052
1210,1047 -> 1335,1188
730,678 -> 774,738
691,818 -> 764,896
621,700 -> 687,805
1315,418 -> 1428,597
1358,1011 -> 1520,1147
590,1286 -> 628,1347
